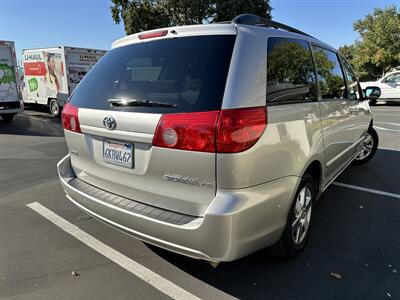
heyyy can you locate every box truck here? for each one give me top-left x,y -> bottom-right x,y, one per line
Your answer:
22,46 -> 106,117
0,40 -> 22,122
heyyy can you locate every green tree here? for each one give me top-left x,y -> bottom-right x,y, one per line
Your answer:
352,5 -> 400,76
110,0 -> 272,35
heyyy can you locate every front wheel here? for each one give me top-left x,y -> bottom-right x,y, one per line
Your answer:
352,127 -> 379,165
271,173 -> 315,259
1,114 -> 15,122
49,99 -> 61,118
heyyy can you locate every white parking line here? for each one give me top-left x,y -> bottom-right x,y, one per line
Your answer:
27,202 -> 201,300
375,122 -> 400,127
378,147 -> 400,152
333,182 -> 400,199
375,126 -> 400,132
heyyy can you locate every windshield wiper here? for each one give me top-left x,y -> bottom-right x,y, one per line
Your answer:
108,99 -> 177,108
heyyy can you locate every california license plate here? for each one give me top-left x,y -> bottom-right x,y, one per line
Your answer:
103,140 -> 133,168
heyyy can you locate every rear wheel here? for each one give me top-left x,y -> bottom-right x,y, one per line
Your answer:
271,174 -> 315,258
49,99 -> 60,118
352,127 -> 378,165
1,114 -> 15,122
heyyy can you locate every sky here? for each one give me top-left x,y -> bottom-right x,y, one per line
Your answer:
1,0 -> 399,63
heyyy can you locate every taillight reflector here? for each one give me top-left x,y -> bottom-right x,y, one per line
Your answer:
62,103 -> 81,133
139,30 -> 168,40
152,107 -> 267,153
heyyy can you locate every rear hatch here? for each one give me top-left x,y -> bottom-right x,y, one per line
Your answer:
64,33 -> 236,216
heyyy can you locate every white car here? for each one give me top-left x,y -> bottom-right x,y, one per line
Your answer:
360,70 -> 400,104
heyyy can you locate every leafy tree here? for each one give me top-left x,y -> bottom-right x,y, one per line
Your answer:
110,0 -> 272,35
345,5 -> 400,77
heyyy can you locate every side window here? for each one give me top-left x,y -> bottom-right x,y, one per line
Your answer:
266,37 -> 317,104
341,58 -> 362,100
390,73 -> 400,83
312,46 -> 346,100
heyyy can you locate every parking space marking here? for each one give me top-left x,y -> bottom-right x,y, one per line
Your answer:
378,147 -> 400,152
333,182 -> 400,199
27,202 -> 201,300
375,126 -> 400,133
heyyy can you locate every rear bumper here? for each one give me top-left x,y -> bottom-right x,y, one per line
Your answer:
0,100 -> 23,114
58,154 -> 299,262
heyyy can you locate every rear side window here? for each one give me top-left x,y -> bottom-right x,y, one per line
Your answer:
69,35 -> 236,113
341,57 -> 361,100
312,46 -> 346,100
266,37 -> 317,104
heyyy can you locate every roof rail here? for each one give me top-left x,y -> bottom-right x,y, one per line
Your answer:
232,14 -> 314,38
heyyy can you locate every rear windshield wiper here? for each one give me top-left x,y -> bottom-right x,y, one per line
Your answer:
108,99 -> 178,108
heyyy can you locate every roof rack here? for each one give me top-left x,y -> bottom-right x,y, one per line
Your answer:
232,14 -> 314,38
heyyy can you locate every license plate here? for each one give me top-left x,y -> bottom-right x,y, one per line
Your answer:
103,140 -> 134,168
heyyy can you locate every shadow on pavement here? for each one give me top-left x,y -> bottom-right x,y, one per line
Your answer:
0,107 -> 63,137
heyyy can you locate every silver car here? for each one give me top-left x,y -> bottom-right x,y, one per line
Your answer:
58,14 -> 380,262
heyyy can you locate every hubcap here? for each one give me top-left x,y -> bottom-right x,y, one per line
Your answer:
355,133 -> 373,161
51,102 -> 59,115
292,186 -> 312,245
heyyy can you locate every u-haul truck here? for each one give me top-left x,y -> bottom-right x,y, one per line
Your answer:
0,40 -> 22,122
22,46 -> 106,117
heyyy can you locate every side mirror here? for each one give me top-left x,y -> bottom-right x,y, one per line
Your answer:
364,86 -> 381,100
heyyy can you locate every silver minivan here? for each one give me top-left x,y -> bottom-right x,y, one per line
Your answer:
58,14 -> 380,262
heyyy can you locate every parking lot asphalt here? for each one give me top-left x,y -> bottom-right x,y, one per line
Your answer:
0,104 -> 399,300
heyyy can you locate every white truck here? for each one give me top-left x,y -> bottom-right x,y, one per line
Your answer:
0,40 -> 22,122
22,46 -> 106,117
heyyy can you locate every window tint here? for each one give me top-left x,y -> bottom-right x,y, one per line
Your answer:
312,46 -> 346,100
341,58 -> 361,100
266,37 -> 317,103
69,35 -> 236,113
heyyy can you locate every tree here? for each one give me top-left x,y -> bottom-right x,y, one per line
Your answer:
110,0 -> 272,35
352,5 -> 400,76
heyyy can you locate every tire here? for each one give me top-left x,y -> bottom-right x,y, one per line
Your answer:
271,173 -> 316,259
352,127 -> 379,165
1,114 -> 15,122
49,99 -> 60,118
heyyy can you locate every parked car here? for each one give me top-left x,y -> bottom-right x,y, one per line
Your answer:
0,40 -> 23,122
57,14 -> 381,262
360,70 -> 400,105
22,46 -> 107,117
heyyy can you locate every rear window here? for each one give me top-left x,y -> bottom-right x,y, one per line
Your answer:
69,35 -> 236,113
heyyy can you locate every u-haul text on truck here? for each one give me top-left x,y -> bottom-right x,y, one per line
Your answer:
22,46 -> 106,117
0,40 -> 22,122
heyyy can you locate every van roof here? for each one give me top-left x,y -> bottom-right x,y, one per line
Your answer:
111,14 -> 335,53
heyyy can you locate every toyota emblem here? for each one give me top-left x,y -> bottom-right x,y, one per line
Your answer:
103,115 -> 117,130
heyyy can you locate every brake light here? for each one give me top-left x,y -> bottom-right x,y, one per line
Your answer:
139,30 -> 168,40
62,103 -> 81,133
153,111 -> 219,152
152,107 -> 267,153
216,107 -> 267,153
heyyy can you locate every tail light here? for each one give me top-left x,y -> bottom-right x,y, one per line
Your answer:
153,111 -> 219,152
152,107 -> 267,153
62,103 -> 81,133
216,107 -> 267,153
139,30 -> 168,40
